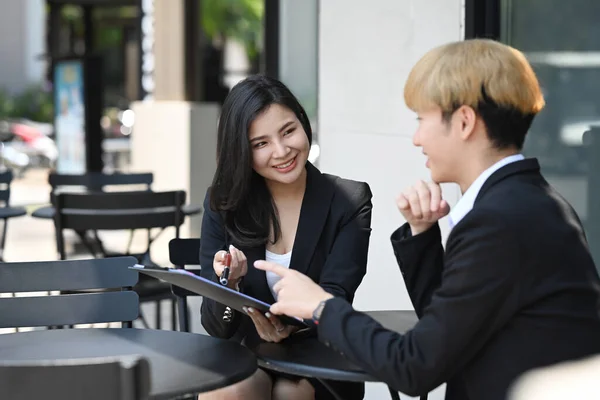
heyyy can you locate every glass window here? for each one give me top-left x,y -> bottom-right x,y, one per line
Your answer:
502,0 -> 600,270
278,0 -> 319,164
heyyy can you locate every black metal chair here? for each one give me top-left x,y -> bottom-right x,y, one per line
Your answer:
0,355 -> 150,400
43,172 -> 154,258
168,238 -> 201,332
48,172 -> 154,192
0,169 -> 26,261
0,256 -> 139,329
54,190 -> 186,330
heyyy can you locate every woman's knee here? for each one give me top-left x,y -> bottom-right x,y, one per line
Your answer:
272,378 -> 315,400
197,369 -> 272,400
197,385 -> 243,400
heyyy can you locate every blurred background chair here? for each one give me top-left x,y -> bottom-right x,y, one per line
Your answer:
54,190 -> 185,330
0,169 -> 27,261
0,256 -> 139,329
0,355 -> 150,400
168,238 -> 201,332
48,171 -> 153,193
31,172 -> 154,258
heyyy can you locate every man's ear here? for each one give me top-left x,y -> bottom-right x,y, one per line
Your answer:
454,105 -> 477,141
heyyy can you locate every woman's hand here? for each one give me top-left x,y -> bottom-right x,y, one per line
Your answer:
213,245 -> 247,289
244,307 -> 298,343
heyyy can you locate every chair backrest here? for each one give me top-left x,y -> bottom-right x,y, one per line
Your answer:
168,238 -> 201,296
0,257 -> 139,328
49,172 -> 153,193
54,190 -> 186,232
168,238 -> 201,332
0,355 -> 150,400
169,238 -> 201,267
0,169 -> 14,205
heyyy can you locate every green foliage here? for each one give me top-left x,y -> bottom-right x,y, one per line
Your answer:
0,89 -> 14,120
0,86 -> 54,123
56,2 -> 265,61
96,26 -> 122,49
60,4 -> 82,21
201,0 -> 264,60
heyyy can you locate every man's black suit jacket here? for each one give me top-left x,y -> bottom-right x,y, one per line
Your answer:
317,158 -> 600,400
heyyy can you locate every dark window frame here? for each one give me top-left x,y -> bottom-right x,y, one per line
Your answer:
464,0 -> 501,40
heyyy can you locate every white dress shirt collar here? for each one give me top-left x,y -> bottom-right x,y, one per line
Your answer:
448,154 -> 524,230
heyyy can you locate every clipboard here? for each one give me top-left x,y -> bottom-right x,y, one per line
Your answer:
130,265 -> 307,328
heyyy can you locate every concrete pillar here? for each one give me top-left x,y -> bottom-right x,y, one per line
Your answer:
132,1 -> 217,239
153,0 -> 186,101
131,102 -> 218,239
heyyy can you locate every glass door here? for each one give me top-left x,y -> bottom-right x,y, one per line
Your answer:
501,0 -> 600,269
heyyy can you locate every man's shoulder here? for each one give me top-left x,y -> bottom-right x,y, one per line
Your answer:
477,174 -> 561,214
459,176 -> 578,238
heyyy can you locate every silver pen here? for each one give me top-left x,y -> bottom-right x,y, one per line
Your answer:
219,252 -> 232,286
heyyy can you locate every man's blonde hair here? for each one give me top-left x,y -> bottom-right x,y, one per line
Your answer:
404,39 -> 545,116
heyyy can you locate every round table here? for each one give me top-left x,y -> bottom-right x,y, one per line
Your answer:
0,206 -> 27,219
366,310 -> 418,333
249,310 -> 422,400
0,328 -> 257,399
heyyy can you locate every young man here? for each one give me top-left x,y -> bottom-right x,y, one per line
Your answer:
254,39 -> 600,400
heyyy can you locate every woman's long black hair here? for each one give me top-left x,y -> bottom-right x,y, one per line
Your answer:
209,75 -> 313,248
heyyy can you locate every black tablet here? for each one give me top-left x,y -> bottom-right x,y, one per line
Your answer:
130,265 -> 307,328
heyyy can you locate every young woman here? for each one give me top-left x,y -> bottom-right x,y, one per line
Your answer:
198,75 -> 372,400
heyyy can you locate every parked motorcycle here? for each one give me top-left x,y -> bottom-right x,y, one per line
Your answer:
0,119 -> 58,176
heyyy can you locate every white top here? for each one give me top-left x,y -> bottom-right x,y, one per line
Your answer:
265,249 -> 292,299
448,154 -> 524,231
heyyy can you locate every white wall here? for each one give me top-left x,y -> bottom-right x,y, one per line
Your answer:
0,0 -> 45,93
318,1 -> 464,398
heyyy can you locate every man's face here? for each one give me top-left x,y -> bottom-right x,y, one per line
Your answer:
412,108 -> 464,183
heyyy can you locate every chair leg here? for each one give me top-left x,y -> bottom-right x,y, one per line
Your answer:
171,298 -> 177,331
75,230 -> 99,257
0,217 -> 8,262
155,300 -> 161,330
388,386 -> 401,400
138,312 -> 150,329
316,378 -> 345,400
125,229 -> 136,255
91,230 -> 108,257
177,297 -> 190,332
10,292 -> 18,332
